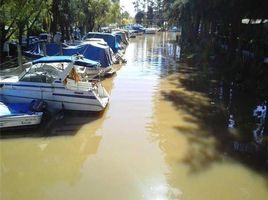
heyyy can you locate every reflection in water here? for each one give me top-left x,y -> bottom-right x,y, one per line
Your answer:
227,82 -> 236,129
152,60 -> 268,199
228,114 -> 235,128
1,113 -> 103,200
1,32 -> 268,200
253,101 -> 267,144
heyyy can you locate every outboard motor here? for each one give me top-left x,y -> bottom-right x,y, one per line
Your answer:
30,99 -> 47,112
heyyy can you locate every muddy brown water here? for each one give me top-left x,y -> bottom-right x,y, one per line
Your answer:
1,32 -> 268,200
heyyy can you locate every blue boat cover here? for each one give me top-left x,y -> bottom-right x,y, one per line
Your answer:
0,102 -> 32,117
32,55 -> 100,68
24,42 -> 113,67
114,34 -> 122,44
113,31 -> 128,45
46,43 -> 62,56
62,42 -> 113,67
83,32 -> 120,53
23,43 -> 43,59
132,24 -> 146,32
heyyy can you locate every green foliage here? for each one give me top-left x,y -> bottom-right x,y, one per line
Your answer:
1,0 -> 46,38
163,0 -> 268,99
133,0 -> 164,26
48,0 -> 122,34
0,0 -> 48,62
1,0 -> 123,40
163,0 -> 268,55
0,0 -> 125,62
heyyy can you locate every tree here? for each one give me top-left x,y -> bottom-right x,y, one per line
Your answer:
0,0 -> 145,63
133,0 -> 164,26
0,0 -> 46,63
135,11 -> 145,24
105,1 -> 121,25
163,0 -> 268,62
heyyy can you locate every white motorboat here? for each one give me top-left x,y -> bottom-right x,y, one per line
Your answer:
0,56 -> 109,112
0,100 -> 45,129
145,27 -> 157,34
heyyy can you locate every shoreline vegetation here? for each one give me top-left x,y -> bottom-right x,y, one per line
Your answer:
0,0 -> 131,64
167,0 -> 268,100
179,36 -> 268,99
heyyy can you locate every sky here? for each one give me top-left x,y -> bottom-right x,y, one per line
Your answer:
120,0 -> 136,17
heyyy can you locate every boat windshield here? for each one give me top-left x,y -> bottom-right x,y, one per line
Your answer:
20,63 -> 60,83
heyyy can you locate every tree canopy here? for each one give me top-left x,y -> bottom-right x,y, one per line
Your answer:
0,0 -> 132,63
133,0 -> 164,26
163,0 -> 268,60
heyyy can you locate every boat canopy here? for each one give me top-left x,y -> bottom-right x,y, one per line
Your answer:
83,32 -> 120,53
0,102 -> 32,117
25,42 -> 113,67
113,31 -> 129,45
32,56 -> 100,68
63,42 -> 113,67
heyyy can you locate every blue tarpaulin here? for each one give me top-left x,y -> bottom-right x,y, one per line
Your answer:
33,55 -> 100,68
23,43 -> 43,59
24,42 -> 113,67
0,102 -> 32,117
83,32 -> 120,53
46,43 -> 62,56
62,42 -> 113,67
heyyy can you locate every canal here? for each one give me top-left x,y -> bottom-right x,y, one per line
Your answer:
1,32 -> 268,200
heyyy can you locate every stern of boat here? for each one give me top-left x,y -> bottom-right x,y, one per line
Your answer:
94,82 -> 109,109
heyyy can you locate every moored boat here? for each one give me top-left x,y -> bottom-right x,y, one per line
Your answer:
82,32 -> 120,53
0,56 -> 109,112
145,27 -> 157,34
23,39 -> 115,77
0,100 -> 45,129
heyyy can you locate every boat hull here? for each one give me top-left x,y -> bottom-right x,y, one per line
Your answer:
145,29 -> 157,34
0,82 -> 109,112
0,113 -> 43,128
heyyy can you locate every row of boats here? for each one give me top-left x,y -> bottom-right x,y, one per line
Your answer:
0,30 -> 132,129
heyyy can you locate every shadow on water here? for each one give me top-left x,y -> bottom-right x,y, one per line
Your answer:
161,58 -> 268,176
0,110 -> 104,139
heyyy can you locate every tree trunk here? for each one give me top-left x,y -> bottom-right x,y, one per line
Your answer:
0,39 -> 5,64
18,24 -> 24,46
0,24 -> 7,63
228,19 -> 240,61
51,0 -> 59,34
26,22 -> 30,48
60,25 -> 65,42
